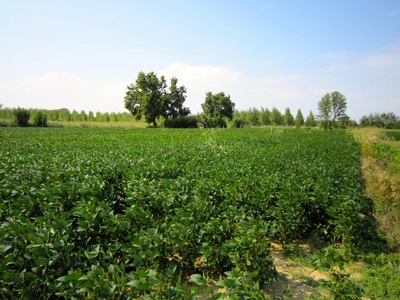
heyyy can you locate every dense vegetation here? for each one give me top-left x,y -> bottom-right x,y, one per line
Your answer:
0,127 -> 382,298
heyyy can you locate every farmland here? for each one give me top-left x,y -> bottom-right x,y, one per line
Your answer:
0,127 -> 383,298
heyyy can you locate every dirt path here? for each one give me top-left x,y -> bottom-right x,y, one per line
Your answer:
263,243 -> 328,299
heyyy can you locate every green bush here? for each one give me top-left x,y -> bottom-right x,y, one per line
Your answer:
13,108 -> 30,127
202,117 -> 227,128
362,253 -> 400,299
232,118 -> 245,128
32,111 -> 48,127
163,115 -> 198,128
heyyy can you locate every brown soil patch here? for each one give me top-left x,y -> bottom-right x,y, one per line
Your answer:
263,243 -> 327,299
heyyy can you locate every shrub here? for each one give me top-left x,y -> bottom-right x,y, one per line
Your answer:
13,108 -> 30,127
232,118 -> 245,128
202,117 -> 227,128
163,116 -> 198,128
32,111 -> 48,127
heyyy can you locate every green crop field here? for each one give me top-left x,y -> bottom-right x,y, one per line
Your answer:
0,127 -> 378,298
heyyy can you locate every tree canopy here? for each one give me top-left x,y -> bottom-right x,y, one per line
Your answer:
305,111 -> 317,127
359,112 -> 400,129
124,71 -> 190,127
295,109 -> 304,128
284,108 -> 295,126
270,107 -> 283,126
201,92 -> 235,127
317,91 -> 348,129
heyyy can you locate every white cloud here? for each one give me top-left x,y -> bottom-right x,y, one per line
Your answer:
2,72 -> 127,113
159,62 -> 310,113
160,62 -> 241,113
160,62 -> 241,88
19,72 -> 90,110
22,72 -> 88,91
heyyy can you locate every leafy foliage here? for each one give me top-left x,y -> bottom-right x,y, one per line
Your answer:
13,107 -> 30,127
163,115 -> 198,128
359,112 -> 400,129
305,110 -> 317,127
295,109 -> 304,128
317,92 -> 348,129
201,92 -> 235,127
124,71 -> 190,127
32,111 -> 48,127
284,108 -> 295,126
312,247 -> 362,299
361,253 -> 400,299
0,127 -> 376,298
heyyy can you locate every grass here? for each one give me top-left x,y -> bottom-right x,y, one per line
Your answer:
351,127 -> 400,249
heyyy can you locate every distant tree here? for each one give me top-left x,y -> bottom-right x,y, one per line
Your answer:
359,112 -> 399,129
118,112 -> 127,122
95,111 -> 102,122
305,111 -> 317,127
317,94 -> 332,129
232,110 -> 246,128
59,108 -> 70,121
164,77 -> 191,119
0,107 -> 14,119
124,71 -> 190,127
47,110 -> 59,121
247,107 -> 260,126
331,91 -> 348,123
261,107 -> 272,126
295,109 -> 304,128
317,91 -> 348,129
13,107 -> 30,127
32,111 -> 48,127
80,110 -> 87,121
71,110 -> 79,122
270,107 -> 283,126
109,112 -> 117,122
0,103 -> 2,110
88,111 -> 95,122
201,92 -> 235,127
284,108 -> 295,126
202,92 -> 235,120
103,112 -> 110,122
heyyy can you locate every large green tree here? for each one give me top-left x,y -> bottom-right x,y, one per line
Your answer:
201,92 -> 235,127
317,91 -> 348,129
124,71 -> 190,127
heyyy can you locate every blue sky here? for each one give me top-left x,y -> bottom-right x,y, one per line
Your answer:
1,1 -> 399,121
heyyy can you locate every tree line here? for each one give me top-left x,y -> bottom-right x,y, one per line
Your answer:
0,107 -> 139,127
1,71 -> 399,129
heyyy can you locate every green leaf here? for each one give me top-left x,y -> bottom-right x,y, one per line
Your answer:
57,271 -> 83,282
127,280 -> 141,288
190,274 -> 207,286
34,257 -> 48,266
4,272 -> 20,284
216,278 -> 237,289
138,282 -> 151,291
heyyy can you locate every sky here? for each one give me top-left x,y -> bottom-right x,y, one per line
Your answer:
1,1 -> 399,121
